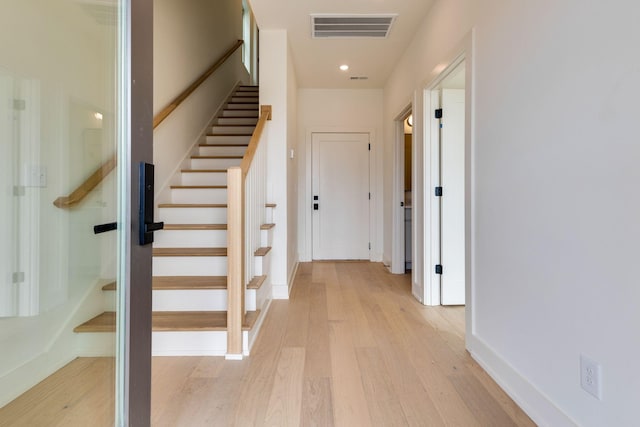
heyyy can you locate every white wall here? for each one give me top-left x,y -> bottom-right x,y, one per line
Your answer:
286,44 -> 299,287
153,0 -> 247,198
297,89 -> 384,262
260,30 -> 299,297
384,0 -> 640,425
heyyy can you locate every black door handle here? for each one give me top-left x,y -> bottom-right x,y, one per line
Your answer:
94,222 -> 117,234
139,162 -> 164,245
313,203 -> 319,210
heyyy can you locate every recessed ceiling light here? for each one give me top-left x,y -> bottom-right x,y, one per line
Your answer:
339,64 -> 349,71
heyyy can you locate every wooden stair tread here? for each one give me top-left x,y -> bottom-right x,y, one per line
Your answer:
162,224 -> 227,230
210,124 -> 255,127
199,144 -> 249,147
74,312 -> 115,332
247,275 -> 267,290
181,169 -> 227,173
207,133 -> 253,137
154,276 -> 227,290
170,185 -> 227,189
192,155 -> 243,159
254,247 -> 271,257
101,281 -> 116,291
74,310 -> 260,332
101,276 -> 228,291
153,310 -> 259,331
153,247 -> 227,257
260,223 -> 275,230
158,203 -> 227,208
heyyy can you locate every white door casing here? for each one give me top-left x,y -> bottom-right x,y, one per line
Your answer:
312,133 -> 370,260
439,89 -> 465,305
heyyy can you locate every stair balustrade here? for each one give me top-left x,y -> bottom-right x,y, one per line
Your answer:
227,105 -> 271,357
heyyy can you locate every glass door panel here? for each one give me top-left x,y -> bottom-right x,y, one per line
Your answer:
0,0 -> 129,424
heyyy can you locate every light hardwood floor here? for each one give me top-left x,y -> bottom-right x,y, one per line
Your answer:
0,262 -> 535,426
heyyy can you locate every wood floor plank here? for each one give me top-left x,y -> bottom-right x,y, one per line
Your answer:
231,302 -> 289,426
303,282 -> 332,379
328,321 -> 372,427
300,377 -> 335,427
356,347 -> 410,426
265,347 -> 306,426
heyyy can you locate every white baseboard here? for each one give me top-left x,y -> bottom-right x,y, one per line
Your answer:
272,284 -> 290,300
468,334 -> 577,427
270,261 -> 299,300
247,298 -> 272,354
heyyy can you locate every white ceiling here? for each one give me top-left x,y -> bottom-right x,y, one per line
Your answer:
249,0 -> 436,89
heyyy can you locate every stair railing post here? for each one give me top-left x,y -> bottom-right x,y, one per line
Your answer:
226,166 -> 244,359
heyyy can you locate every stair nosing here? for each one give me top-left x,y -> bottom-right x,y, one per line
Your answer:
181,169 -> 227,173
162,224 -> 227,230
158,203 -> 227,208
74,310 -> 260,332
170,185 -> 227,189
153,247 -> 227,257
191,155 -> 243,159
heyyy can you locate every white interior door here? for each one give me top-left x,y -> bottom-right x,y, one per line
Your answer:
440,89 -> 465,305
312,133 -> 370,260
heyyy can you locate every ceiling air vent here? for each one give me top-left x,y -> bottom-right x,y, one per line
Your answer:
311,14 -> 397,39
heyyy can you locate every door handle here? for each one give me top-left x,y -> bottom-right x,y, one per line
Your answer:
313,203 -> 319,210
94,222 -> 117,234
139,162 -> 164,245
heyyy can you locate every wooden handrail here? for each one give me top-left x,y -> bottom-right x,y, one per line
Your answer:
53,155 -> 117,208
54,40 -> 243,209
239,105 -> 272,178
226,104 -> 271,357
153,40 -> 244,128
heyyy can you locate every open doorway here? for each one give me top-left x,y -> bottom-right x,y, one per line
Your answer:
391,106 -> 413,277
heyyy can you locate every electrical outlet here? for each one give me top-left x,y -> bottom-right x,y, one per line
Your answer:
580,354 -> 602,400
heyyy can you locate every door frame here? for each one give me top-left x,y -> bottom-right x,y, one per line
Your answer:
118,0 -> 154,424
391,105 -> 412,275
422,55 -> 467,306
300,127 -> 380,262
418,33 -> 475,347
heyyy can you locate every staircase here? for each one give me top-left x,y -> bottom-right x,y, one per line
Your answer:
74,85 -> 274,357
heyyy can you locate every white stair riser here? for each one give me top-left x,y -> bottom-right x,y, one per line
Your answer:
266,206 -> 275,224
254,251 -> 271,277
261,228 -> 273,248
154,229 -> 227,247
181,171 -> 227,186
216,117 -> 258,126
153,289 -> 227,311
226,103 -> 258,110
103,292 -> 116,312
152,331 -> 228,356
191,158 -> 241,169
158,207 -> 227,224
221,110 -> 258,118
209,126 -> 256,135
153,256 -> 227,276
171,187 -> 227,204
198,146 -> 247,157
206,135 -> 251,144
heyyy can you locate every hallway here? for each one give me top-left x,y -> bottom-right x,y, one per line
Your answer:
0,262 -> 534,426
153,261 -> 534,425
